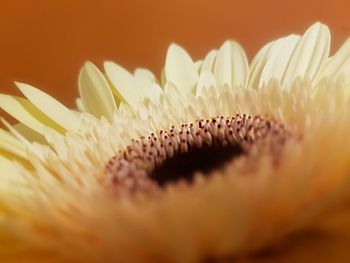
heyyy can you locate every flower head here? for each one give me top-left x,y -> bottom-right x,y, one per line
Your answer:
1,22 -> 350,262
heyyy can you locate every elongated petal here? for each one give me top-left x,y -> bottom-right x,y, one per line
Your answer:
213,40 -> 249,88
165,43 -> 198,94
160,67 -> 166,87
76,98 -> 86,112
104,61 -> 140,109
201,50 -> 217,73
282,22 -> 330,87
0,128 -> 27,159
194,60 -> 203,74
134,68 -> 157,83
79,61 -> 117,121
196,71 -> 216,97
258,35 -> 301,88
13,123 -> 46,144
16,82 -> 81,132
248,41 -> 275,89
134,68 -> 163,103
148,83 -> 163,104
0,155 -> 17,173
317,38 -> 350,84
0,95 -> 62,136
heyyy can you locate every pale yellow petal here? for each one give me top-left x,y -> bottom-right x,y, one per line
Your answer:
196,71 -> 216,97
201,50 -> 217,73
213,40 -> 248,88
13,123 -> 46,144
118,101 -> 135,118
317,38 -> 350,84
258,35 -> 301,88
148,83 -> 163,104
163,82 -> 185,104
194,60 -> 203,74
15,82 -> 81,132
79,61 -> 117,121
0,95 -> 63,136
104,61 -> 140,109
76,98 -> 86,112
160,67 -> 166,87
165,43 -> 198,94
134,68 -> 163,103
0,128 -> 27,159
134,68 -> 157,83
0,155 -> 17,173
248,41 -> 275,89
282,22 -> 330,87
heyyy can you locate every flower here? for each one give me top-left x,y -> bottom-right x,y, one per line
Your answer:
1,22 -> 350,262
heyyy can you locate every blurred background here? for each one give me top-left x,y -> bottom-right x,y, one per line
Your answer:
0,0 -> 350,108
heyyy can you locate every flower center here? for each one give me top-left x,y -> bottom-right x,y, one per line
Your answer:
105,114 -> 290,194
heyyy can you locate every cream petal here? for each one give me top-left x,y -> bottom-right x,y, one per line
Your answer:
282,22 -> 330,87
134,68 -> 164,103
134,68 -> 157,84
317,38 -> 350,84
0,155 -> 18,173
0,95 -> 63,136
201,50 -> 217,73
213,40 -> 249,88
118,102 -> 135,118
194,60 -> 203,74
248,41 -> 275,89
258,35 -> 301,88
136,102 -> 148,120
339,59 -> 350,85
16,82 -> 81,132
0,128 -> 28,159
163,82 -> 185,103
149,83 -> 163,104
165,43 -> 198,94
76,98 -> 86,112
104,61 -> 141,109
160,67 -> 166,87
79,61 -> 117,121
13,123 -> 47,144
196,71 -> 216,97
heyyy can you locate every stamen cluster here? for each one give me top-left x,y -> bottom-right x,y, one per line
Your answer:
106,114 -> 290,193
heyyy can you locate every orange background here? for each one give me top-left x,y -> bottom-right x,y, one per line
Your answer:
0,0 -> 350,108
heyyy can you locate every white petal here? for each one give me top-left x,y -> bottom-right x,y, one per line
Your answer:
134,68 -> 157,84
160,67 -> 166,87
258,35 -> 301,88
213,40 -> 249,88
13,123 -> 47,144
79,61 -> 117,121
165,43 -> 198,94
0,95 -> 63,136
317,38 -> 350,84
134,68 -> 164,104
201,50 -> 217,73
148,83 -> 163,104
136,103 -> 148,120
118,102 -> 135,118
196,71 -> 216,97
0,155 -> 18,173
164,82 -> 184,101
0,127 -> 27,159
282,22 -> 330,87
339,59 -> 350,85
16,82 -> 81,132
194,60 -> 203,73
104,61 -> 141,109
76,98 -> 86,112
248,41 -> 275,89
